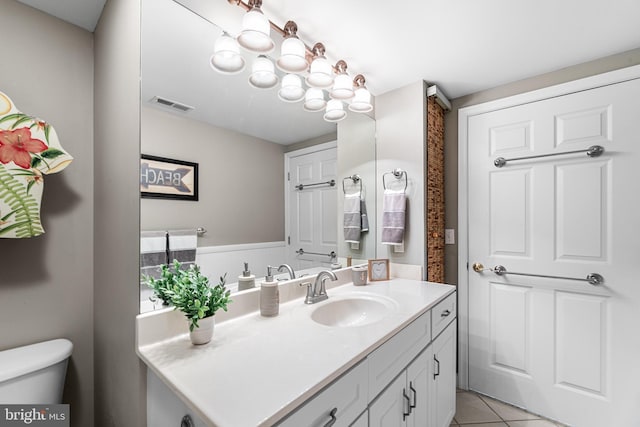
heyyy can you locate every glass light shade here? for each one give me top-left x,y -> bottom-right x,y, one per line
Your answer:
305,56 -> 333,88
324,99 -> 346,122
303,88 -> 326,112
248,55 -> 278,89
348,87 -> 373,112
210,33 -> 245,74
278,74 -> 305,102
330,73 -> 354,100
237,8 -> 274,53
276,37 -> 307,73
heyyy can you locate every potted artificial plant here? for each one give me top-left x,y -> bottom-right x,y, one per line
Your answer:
144,261 -> 179,307
168,261 -> 231,345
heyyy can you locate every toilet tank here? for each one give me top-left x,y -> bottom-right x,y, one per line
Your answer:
0,339 -> 73,404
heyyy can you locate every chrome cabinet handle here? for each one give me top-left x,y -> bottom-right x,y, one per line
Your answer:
409,381 -> 417,409
441,309 -> 451,317
322,407 -> 337,427
403,388 -> 411,420
433,355 -> 440,379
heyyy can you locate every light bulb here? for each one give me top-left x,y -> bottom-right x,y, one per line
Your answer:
304,88 -> 326,112
324,99 -> 346,122
210,33 -> 245,74
278,74 -> 305,102
277,37 -> 307,73
237,6 -> 274,53
349,87 -> 373,112
248,55 -> 278,89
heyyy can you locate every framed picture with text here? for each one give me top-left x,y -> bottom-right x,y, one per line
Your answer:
140,154 -> 198,201
368,259 -> 390,281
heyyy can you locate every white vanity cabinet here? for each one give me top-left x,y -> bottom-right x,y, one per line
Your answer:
278,291 -> 457,427
277,360 -> 369,427
430,319 -> 457,427
369,347 -> 431,427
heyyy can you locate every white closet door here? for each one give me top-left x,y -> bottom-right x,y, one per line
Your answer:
467,78 -> 640,426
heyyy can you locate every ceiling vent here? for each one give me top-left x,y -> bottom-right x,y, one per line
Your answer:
150,96 -> 194,113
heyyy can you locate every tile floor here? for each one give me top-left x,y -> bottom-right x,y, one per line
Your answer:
452,390 -> 567,427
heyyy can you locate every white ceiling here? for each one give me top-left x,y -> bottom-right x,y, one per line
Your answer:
17,0 -> 640,144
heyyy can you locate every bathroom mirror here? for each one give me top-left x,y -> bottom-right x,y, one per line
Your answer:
139,0 -> 376,311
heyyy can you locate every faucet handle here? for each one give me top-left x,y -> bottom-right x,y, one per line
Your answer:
299,281 -> 314,304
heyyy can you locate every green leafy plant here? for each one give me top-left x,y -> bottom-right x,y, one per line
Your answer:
143,261 -> 180,306
167,261 -> 231,332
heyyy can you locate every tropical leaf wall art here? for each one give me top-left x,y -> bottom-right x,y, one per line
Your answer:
0,91 -> 73,238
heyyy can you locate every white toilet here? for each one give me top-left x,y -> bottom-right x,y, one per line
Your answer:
0,338 -> 73,404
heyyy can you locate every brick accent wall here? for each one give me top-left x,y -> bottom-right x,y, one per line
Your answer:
426,96 -> 445,282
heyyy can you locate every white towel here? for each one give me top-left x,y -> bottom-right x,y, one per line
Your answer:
360,199 -> 369,232
381,190 -> 406,245
168,229 -> 198,266
343,193 -> 361,243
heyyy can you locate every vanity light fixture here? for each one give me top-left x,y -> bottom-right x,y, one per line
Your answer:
348,74 -> 373,112
219,0 -> 375,119
237,0 -> 275,53
306,43 -> 334,89
278,74 -> 305,102
248,55 -> 278,89
210,32 -> 246,74
276,21 -> 308,73
330,60 -> 354,100
303,87 -> 327,112
324,99 -> 346,122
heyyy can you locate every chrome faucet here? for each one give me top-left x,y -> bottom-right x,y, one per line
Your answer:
299,270 -> 337,304
273,264 -> 296,280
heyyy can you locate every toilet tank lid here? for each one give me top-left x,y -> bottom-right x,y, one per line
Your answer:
0,339 -> 73,383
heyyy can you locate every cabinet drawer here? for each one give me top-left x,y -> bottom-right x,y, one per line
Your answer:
368,310 -> 431,401
277,360 -> 368,427
431,292 -> 456,339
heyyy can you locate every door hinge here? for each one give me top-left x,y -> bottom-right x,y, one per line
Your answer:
287,236 -> 290,245
287,172 -> 290,181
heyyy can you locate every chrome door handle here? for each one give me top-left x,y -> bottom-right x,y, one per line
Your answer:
409,381 -> 417,409
403,388 -> 411,420
441,309 -> 451,317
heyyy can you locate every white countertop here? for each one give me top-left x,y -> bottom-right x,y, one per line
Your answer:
137,279 -> 455,427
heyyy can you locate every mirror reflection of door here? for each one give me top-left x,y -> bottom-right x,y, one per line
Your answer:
286,143 -> 338,271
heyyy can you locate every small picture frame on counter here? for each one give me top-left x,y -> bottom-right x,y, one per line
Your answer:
368,259 -> 389,281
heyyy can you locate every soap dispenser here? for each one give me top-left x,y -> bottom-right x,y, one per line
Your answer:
237,262 -> 256,291
260,266 -> 279,317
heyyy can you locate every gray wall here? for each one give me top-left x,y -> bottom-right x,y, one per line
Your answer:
94,0 -> 146,425
443,47 -> 640,285
0,1 -> 94,426
140,106 -> 285,246
375,81 -> 427,271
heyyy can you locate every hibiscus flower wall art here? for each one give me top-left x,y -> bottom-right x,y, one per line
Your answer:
0,91 -> 73,238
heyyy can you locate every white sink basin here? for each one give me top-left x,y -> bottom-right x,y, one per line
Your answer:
311,294 -> 397,327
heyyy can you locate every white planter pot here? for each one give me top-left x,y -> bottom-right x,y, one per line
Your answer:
189,316 -> 215,345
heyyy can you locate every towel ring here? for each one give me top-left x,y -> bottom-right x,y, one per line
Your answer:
342,174 -> 362,195
383,168 -> 407,192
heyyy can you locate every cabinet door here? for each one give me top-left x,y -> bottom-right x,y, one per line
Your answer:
406,347 -> 431,427
277,360 -> 368,427
431,319 -> 457,427
369,373 -> 407,427
350,410 -> 367,427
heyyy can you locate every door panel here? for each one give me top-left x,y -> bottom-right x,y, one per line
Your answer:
288,147 -> 337,269
467,78 -> 640,426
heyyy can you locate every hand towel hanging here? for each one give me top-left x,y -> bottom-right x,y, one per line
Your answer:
381,189 -> 406,245
343,192 -> 361,243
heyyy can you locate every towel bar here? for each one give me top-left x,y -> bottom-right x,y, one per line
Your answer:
494,145 -> 604,168
296,248 -> 337,260
295,179 -> 336,191
472,263 -> 604,285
